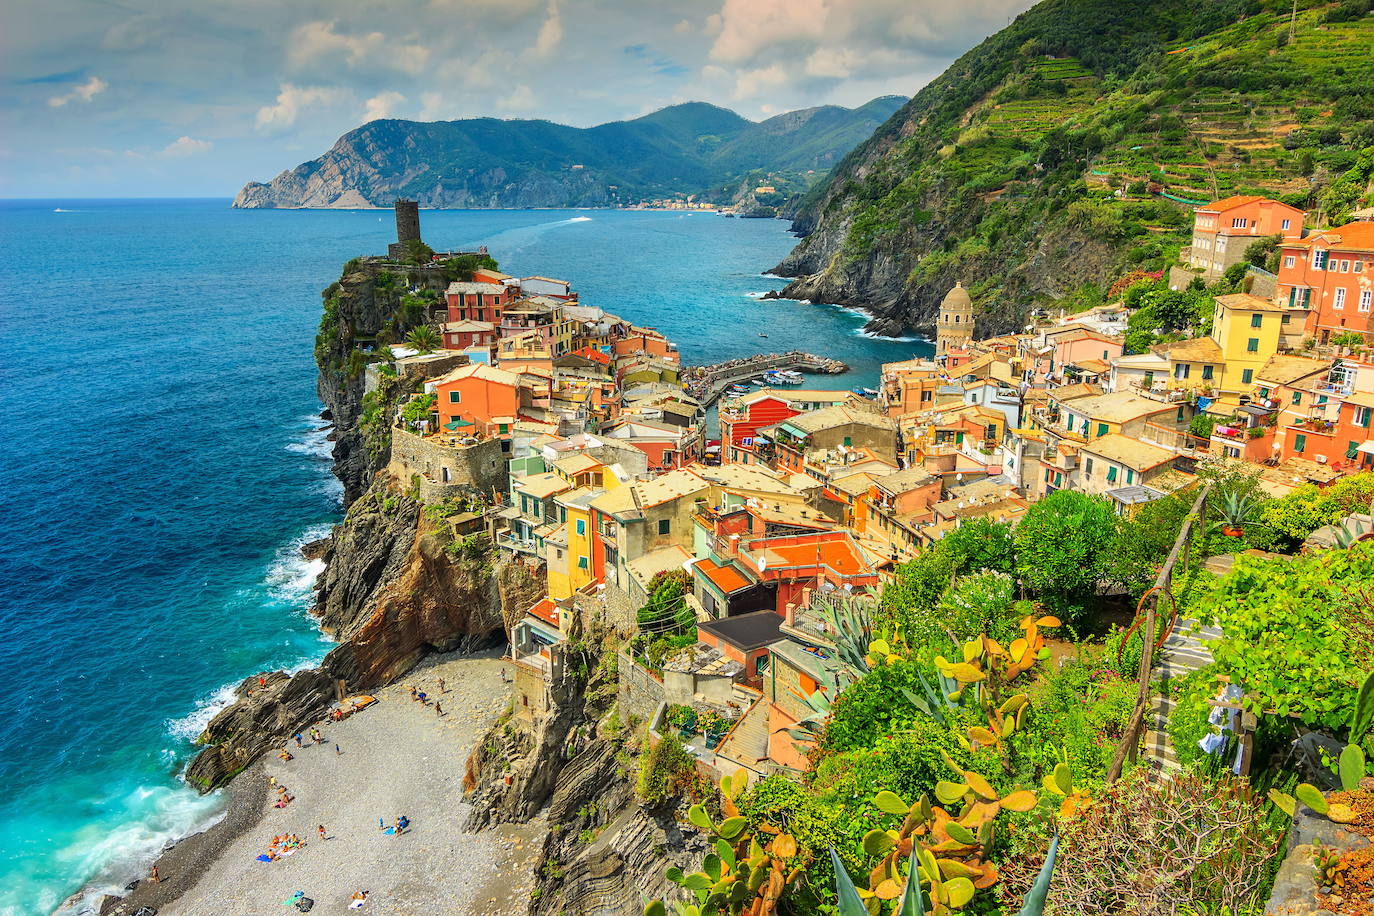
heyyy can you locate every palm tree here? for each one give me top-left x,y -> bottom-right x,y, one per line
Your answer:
405,325 -> 440,354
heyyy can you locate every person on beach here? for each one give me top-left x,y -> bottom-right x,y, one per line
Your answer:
417,691 -> 428,705
277,749 -> 293,762
349,891 -> 368,909
335,743 -> 342,755
149,865 -> 160,884
317,825 -> 326,840
293,732 -> 303,747
435,701 -> 443,716
397,815 -> 410,833
409,685 -> 418,701
437,677 -> 446,694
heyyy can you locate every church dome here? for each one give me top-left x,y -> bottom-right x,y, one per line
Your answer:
940,282 -> 972,312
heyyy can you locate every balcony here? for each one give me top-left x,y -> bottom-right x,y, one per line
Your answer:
497,532 -> 542,556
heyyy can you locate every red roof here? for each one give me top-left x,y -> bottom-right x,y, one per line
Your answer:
571,346 -> 611,365
1197,195 -> 1265,213
696,558 -> 752,594
527,597 -> 559,627
1287,221 -> 1374,254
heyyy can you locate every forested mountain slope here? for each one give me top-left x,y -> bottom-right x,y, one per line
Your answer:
773,0 -> 1374,336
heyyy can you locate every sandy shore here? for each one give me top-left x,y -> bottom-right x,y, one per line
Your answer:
113,650 -> 543,916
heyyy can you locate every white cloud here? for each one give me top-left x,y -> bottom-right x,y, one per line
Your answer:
804,47 -> 860,79
534,0 -> 562,57
709,0 -> 827,64
673,19 -> 694,35
161,136 -> 212,157
288,21 -> 429,77
48,76 -> 107,108
363,91 -> 405,122
255,84 -> 349,129
499,85 -> 537,111
732,64 -> 788,99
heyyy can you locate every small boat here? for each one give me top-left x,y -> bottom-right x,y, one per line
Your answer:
759,333 -> 768,338
862,387 -> 878,397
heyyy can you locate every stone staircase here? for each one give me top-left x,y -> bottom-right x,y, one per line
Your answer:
1141,618 -> 1222,778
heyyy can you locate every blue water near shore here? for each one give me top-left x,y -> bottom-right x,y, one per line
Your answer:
0,200 -> 929,914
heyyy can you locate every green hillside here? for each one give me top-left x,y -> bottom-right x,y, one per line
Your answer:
776,0 -> 1374,335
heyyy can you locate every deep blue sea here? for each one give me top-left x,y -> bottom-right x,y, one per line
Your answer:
0,200 -> 928,914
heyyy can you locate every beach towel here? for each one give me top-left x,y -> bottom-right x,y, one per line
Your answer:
382,826 -> 397,835
349,901 -> 365,909
256,854 -> 272,862
281,891 -> 303,906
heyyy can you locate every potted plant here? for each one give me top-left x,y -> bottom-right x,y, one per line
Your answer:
1212,490 -> 1264,538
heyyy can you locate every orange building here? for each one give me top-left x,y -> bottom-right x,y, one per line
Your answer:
1275,221 -> 1374,343
1188,196 -> 1305,280
430,363 -> 521,436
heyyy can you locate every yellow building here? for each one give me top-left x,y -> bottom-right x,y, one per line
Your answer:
546,453 -> 623,599
1158,293 -> 1284,411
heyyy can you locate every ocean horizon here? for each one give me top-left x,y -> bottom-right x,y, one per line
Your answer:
0,199 -> 930,914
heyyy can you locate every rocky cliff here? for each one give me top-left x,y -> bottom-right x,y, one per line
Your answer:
462,613 -> 701,916
232,99 -> 906,211
184,255 -> 538,791
771,0 -> 1374,336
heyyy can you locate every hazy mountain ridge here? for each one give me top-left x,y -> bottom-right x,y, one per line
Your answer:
232,97 -> 906,210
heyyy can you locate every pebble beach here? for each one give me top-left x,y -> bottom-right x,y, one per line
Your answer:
118,651 -> 543,915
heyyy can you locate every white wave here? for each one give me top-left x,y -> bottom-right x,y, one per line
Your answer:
566,216 -> 592,223
265,523 -> 333,605
759,272 -> 786,279
853,327 -> 919,342
165,681 -> 240,743
54,208 -> 78,212
53,787 -> 226,916
286,416 -> 333,460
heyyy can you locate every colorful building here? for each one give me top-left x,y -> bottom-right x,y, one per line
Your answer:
1275,221 -> 1374,343
1187,196 -> 1305,280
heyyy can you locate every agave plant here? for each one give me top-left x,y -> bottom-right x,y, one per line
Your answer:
1210,490 -> 1264,537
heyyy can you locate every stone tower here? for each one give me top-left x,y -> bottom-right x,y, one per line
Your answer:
395,199 -> 421,243
935,281 -> 974,356
388,199 -> 422,258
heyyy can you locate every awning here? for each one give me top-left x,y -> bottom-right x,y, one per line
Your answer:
444,419 -> 475,430
1358,441 -> 1374,455
1237,403 -> 1271,416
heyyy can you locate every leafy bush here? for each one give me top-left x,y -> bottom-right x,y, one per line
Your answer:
1167,666 -> 1227,768
635,733 -> 699,807
823,657 -> 935,753
1257,472 -> 1374,550
938,571 -> 1020,643
1102,624 -> 1144,680
810,721 -> 968,808
1014,490 -> 1119,620
939,518 -> 1017,576
1208,543 -> 1374,728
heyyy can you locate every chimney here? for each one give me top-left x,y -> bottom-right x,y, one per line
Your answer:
784,602 -> 797,626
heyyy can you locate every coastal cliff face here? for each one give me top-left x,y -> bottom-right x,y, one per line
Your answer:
463,616 -> 700,915
184,256 -> 531,792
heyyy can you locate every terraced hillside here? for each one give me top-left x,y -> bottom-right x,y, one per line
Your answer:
774,0 -> 1374,338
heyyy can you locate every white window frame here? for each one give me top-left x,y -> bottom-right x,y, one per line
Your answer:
1284,255 -> 1295,269
1313,250 -> 1328,270
1334,288 -> 1347,310
1361,290 -> 1372,313
1341,260 -> 1351,273
1231,217 -> 1246,229
1282,218 -> 1291,230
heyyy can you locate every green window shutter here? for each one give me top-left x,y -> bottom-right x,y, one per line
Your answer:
956,431 -> 965,445
576,519 -> 585,535
1294,434 -> 1307,452
843,436 -> 852,447
449,390 -> 461,403
1348,441 -> 1361,460
1293,392 -> 1302,405
1126,469 -> 1135,484
1242,369 -> 1253,384
1202,365 -> 1213,380
1251,313 -> 1263,328
1247,338 -> 1259,352
1107,466 -> 1118,483
1097,423 -> 1109,437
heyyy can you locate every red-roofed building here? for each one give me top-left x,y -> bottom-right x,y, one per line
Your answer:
1188,196 -> 1305,280
1275,221 -> 1374,344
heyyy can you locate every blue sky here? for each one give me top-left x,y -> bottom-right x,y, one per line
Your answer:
1,0 -> 1036,197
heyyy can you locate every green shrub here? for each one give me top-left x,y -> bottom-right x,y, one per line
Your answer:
635,733 -> 697,806
1167,666 -> 1225,768
823,657 -> 935,753
938,571 -> 1020,643
810,720 -> 967,805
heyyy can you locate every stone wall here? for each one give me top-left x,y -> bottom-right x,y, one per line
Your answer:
388,427 -> 508,502
617,648 -> 665,726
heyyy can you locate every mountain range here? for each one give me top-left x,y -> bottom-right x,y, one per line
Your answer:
232,97 -> 906,210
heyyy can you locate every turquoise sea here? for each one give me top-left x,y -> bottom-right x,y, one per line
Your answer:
0,200 -> 929,914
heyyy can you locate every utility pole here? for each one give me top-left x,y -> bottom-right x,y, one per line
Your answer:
1289,0 -> 1298,43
